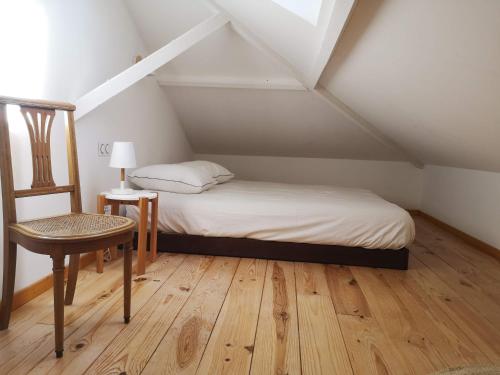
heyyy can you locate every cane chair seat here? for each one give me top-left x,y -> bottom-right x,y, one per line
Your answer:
10,213 -> 135,241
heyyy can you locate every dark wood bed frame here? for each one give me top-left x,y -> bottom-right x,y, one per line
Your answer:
136,232 -> 409,270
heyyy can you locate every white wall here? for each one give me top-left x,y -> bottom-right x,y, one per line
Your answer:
0,0 -> 192,292
197,154 -> 423,209
422,166 -> 500,250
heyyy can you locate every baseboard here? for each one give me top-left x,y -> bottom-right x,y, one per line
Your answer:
407,209 -> 421,217
11,252 -> 96,311
410,210 -> 500,263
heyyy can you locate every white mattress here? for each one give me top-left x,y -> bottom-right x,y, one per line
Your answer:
126,180 -> 415,250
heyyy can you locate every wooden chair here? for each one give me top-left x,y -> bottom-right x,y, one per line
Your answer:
0,96 -> 136,358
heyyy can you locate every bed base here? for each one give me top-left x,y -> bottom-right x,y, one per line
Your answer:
137,232 -> 409,270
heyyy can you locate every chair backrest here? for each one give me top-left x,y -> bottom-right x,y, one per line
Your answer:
0,96 -> 82,227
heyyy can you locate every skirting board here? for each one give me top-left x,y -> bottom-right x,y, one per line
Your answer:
8,253 -> 96,311
410,210 -> 500,263
139,232 -> 409,270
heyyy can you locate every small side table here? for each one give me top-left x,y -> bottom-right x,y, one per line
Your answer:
96,190 -> 158,276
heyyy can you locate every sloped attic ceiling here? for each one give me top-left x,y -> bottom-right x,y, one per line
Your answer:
124,0 -> 410,162
124,0 -> 500,171
163,86 -> 403,160
320,0 -> 500,172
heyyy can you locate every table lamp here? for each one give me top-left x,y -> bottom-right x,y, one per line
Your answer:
109,141 -> 136,194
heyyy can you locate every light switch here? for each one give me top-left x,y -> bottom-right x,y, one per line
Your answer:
98,142 -> 111,157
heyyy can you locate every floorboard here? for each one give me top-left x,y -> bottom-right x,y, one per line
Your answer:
27,253 -> 186,375
250,261 -> 301,375
196,258 -> 267,375
142,257 -> 239,375
86,255 -> 213,375
2,216 -> 499,375
295,262 -> 353,375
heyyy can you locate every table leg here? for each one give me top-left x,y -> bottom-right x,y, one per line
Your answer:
109,201 -> 120,259
150,196 -> 158,262
96,194 -> 106,273
136,197 -> 148,275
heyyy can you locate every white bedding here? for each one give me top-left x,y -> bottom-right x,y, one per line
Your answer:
126,180 -> 415,250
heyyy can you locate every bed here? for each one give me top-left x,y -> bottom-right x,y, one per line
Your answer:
127,180 -> 414,269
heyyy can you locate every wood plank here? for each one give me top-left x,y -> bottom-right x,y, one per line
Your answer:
14,184 -> 74,198
414,217 -> 500,286
85,255 -> 213,375
295,262 -> 353,375
3,214 -> 500,375
0,257 -> 123,351
136,197 -> 149,275
250,261 -> 301,375
196,258 -> 267,375
411,241 -> 500,328
405,256 -> 500,361
96,194 -> 106,273
0,266 -> 104,348
416,211 -> 500,262
7,268 -> 91,326
0,95 -> 75,111
0,256 -> 128,373
37,257 -> 130,326
325,264 -> 371,317
350,266 -> 446,374
24,253 -> 186,375
7,252 -> 95,315
142,257 -> 239,375
338,314 -> 410,375
149,197 -> 158,261
379,266 -> 492,367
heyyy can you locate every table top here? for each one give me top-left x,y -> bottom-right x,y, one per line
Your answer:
101,190 -> 158,201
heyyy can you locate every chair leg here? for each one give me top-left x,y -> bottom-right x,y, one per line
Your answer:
64,254 -> 80,305
0,241 -> 17,330
51,253 -> 66,358
123,242 -> 132,324
96,250 -> 104,273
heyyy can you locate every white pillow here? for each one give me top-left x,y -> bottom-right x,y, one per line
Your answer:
128,164 -> 216,194
181,160 -> 234,184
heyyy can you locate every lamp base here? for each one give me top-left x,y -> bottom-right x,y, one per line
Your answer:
111,187 -> 135,195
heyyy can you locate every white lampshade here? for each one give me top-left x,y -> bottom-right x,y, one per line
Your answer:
109,142 -> 136,169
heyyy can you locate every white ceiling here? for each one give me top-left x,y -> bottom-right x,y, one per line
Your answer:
271,0 -> 323,26
124,0 -> 212,52
125,0 -> 338,81
157,26 -> 292,81
163,86 -> 403,160
213,0 -> 337,77
321,0 -> 500,172
124,0 -> 500,171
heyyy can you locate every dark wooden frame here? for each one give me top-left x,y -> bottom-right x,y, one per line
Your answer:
136,232 -> 409,270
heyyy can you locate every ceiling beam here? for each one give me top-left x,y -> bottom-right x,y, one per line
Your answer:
156,74 -> 306,91
75,13 -> 229,120
315,86 -> 424,168
306,0 -> 356,89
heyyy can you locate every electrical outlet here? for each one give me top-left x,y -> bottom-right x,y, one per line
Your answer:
98,142 -> 112,157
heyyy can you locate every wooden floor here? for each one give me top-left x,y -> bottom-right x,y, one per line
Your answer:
1,216 -> 500,374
